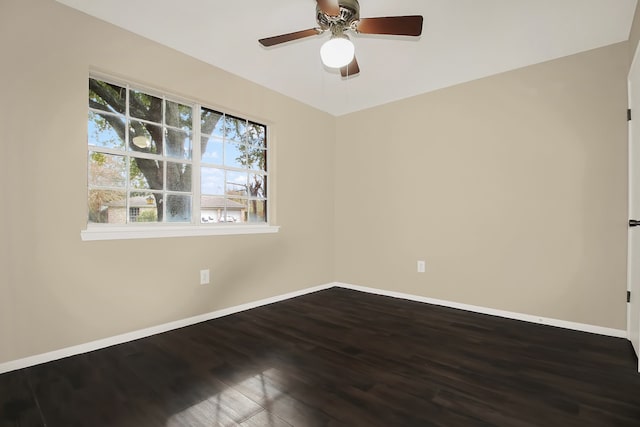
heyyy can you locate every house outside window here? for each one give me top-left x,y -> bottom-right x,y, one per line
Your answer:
85,76 -> 274,240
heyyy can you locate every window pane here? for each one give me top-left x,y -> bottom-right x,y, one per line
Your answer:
166,195 -> 191,222
129,192 -> 160,223
248,174 -> 266,198
89,79 -> 126,114
200,195 -> 225,223
130,90 -> 162,123
201,108 -> 223,137
201,167 -> 224,195
89,152 -> 126,187
224,141 -> 245,169
201,136 -> 223,165
129,120 -> 161,154
166,128 -> 192,160
226,171 -> 248,196
130,158 -> 163,190
246,148 -> 266,172
224,115 -> 246,142
247,122 -> 266,148
88,190 -> 125,224
227,197 -> 247,223
167,162 -> 191,192
88,112 -> 125,150
248,199 -> 267,223
165,101 -> 192,131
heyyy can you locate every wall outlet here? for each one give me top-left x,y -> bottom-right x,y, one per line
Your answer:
417,260 -> 426,273
200,269 -> 210,285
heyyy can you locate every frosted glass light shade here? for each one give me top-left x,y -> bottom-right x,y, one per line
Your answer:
320,37 -> 355,68
132,136 -> 151,148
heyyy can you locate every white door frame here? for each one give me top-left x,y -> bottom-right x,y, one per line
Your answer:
627,41 -> 640,370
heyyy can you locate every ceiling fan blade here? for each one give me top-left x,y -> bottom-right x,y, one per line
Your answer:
259,28 -> 322,47
356,15 -> 424,36
340,56 -> 360,78
317,0 -> 340,17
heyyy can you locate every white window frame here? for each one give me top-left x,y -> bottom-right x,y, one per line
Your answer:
82,74 -> 278,241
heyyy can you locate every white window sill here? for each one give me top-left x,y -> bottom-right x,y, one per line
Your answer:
81,224 -> 280,241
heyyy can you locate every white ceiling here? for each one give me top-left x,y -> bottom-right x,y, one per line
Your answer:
57,0 -> 637,116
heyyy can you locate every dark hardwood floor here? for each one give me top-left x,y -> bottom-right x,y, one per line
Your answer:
1,287 -> 640,426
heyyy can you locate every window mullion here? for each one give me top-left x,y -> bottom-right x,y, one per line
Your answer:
161,97 -> 167,223
193,104 -> 202,225
125,85 -> 131,224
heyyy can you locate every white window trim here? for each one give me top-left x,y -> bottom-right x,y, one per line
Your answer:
81,224 -> 280,241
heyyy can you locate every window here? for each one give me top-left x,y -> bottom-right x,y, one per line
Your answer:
129,207 -> 140,223
84,76 -> 275,240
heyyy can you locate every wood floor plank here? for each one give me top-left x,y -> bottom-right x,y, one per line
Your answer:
239,410 -> 292,427
1,287 -> 639,426
0,370 -> 43,427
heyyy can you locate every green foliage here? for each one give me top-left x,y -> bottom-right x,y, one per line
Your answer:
129,158 -> 149,189
137,210 -> 158,222
89,78 -> 126,114
90,152 -> 107,164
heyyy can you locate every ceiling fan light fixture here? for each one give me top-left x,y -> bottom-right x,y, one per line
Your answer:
132,136 -> 151,149
259,1 -> 423,77
320,35 -> 355,68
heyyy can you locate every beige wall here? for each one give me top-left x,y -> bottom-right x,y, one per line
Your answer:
0,0 -> 335,364
0,0 -> 633,365
630,3 -> 640,63
335,43 -> 629,329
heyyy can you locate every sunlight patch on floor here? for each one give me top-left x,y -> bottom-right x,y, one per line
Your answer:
166,368 -> 286,426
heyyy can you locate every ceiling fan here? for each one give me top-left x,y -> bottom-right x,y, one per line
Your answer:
258,0 -> 423,78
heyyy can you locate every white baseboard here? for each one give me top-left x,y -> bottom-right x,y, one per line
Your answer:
0,281 -> 627,375
335,282 -> 628,339
0,283 -> 335,375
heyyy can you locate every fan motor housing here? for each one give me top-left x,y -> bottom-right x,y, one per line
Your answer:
316,0 -> 360,30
